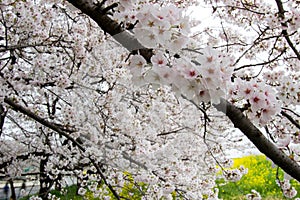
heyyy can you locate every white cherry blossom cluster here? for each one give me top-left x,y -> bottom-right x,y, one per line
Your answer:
277,76 -> 299,105
133,4 -> 190,52
266,117 -> 300,163
223,165 -> 248,182
264,71 -> 300,106
47,193 -> 61,200
129,46 -> 235,105
282,1 -> 300,32
229,78 -> 282,125
77,187 -> 87,196
276,179 -> 298,199
246,189 -> 262,200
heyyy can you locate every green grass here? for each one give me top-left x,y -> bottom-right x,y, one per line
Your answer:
216,154 -> 300,200
49,185 -> 83,200
19,185 -> 83,200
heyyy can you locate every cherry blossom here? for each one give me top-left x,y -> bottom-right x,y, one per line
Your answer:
246,189 -> 262,200
150,51 -> 168,68
276,179 -> 298,198
0,0 -> 300,199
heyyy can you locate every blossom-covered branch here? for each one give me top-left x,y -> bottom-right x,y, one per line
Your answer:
275,0 -> 300,60
66,0 -> 300,183
3,97 -> 121,200
214,98 -> 300,182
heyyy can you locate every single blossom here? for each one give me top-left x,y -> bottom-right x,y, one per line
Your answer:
150,52 -> 168,68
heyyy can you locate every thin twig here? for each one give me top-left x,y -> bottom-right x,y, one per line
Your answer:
281,110 -> 300,130
181,95 -> 211,122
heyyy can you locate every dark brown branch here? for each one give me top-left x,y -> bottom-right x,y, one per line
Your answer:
275,0 -> 300,60
157,127 -> 185,136
0,103 -> 6,136
0,151 -> 52,169
213,5 -> 265,15
233,27 -> 269,66
4,97 -> 83,150
264,125 -> 276,143
282,30 -> 300,60
181,95 -> 211,122
282,107 -> 300,118
67,0 -> 153,61
214,98 -> 300,182
234,47 -> 286,71
281,110 -> 300,130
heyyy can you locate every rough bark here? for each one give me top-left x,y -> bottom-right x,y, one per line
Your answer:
66,0 -> 153,61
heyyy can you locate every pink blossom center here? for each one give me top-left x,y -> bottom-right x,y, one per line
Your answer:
253,97 -> 260,103
244,88 -> 251,94
208,68 -> 214,74
189,70 -> 196,77
207,56 -> 213,62
158,60 -> 164,65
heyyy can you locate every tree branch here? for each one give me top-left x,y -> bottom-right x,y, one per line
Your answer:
0,103 -> 6,136
281,110 -> 300,130
275,0 -> 300,60
4,97 -> 121,200
4,97 -> 84,151
0,151 -> 52,170
214,98 -> 300,182
66,0 -> 153,61
234,48 -> 286,71
282,107 -> 300,118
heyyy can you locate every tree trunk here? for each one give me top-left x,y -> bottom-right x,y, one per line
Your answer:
8,179 -> 16,200
0,104 -> 6,136
39,158 -> 52,200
